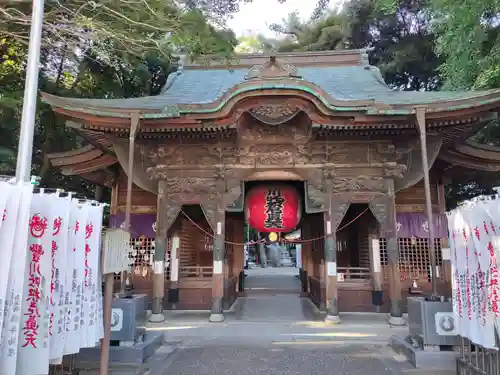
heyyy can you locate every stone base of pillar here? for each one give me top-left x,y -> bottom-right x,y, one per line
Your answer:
325,314 -> 342,324
209,313 -> 225,323
388,315 -> 406,326
149,313 -> 165,323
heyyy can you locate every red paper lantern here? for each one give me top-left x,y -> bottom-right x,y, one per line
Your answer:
245,184 -> 301,233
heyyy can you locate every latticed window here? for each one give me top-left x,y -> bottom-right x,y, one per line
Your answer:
379,237 -> 443,280
113,236 -> 172,282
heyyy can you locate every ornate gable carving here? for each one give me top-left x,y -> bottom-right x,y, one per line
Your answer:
245,56 -> 301,80
248,104 -> 301,125
239,118 -> 310,144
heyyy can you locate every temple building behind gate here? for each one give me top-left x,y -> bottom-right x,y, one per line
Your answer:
43,49 -> 500,323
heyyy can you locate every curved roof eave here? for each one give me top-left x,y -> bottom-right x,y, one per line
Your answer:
42,87 -> 500,123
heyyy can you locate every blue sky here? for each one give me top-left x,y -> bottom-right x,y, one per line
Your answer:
227,0 -> 342,38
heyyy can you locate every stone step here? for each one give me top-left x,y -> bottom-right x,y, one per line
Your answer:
401,370 -> 455,375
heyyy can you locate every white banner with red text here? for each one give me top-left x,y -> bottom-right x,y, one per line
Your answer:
0,183 -> 105,375
447,199 -> 500,349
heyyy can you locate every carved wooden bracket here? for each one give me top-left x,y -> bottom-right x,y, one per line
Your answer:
157,180 -> 182,237
200,200 -> 217,231
304,182 -> 326,213
164,200 -> 182,233
369,195 -> 396,236
225,183 -> 245,212
329,198 -> 350,232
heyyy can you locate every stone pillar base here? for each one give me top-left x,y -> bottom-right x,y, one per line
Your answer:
209,313 -> 225,323
388,315 -> 406,326
325,314 -> 341,324
149,313 -> 165,323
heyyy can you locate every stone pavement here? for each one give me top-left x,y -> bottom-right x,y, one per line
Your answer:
144,268 -> 424,375
244,266 -> 301,294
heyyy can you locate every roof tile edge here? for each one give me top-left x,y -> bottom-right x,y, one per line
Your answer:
185,49 -> 372,69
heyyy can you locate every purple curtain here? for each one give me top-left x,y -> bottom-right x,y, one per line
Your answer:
109,213 -> 156,238
395,213 -> 448,238
109,212 -> 449,239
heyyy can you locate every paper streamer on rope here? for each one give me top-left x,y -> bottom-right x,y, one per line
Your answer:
447,199 -> 500,349
0,182 -> 33,375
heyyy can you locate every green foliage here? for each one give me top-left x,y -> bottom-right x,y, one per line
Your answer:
0,0 -> 240,198
0,1 -> 239,64
429,0 -> 500,90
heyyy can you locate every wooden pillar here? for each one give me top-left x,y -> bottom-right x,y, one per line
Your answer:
370,190 -> 405,326
150,181 -> 181,322
94,185 -> 103,201
150,180 -> 167,322
416,106 -> 439,296
168,235 -> 180,303
324,197 -> 350,323
209,203 -> 225,322
121,112 -> 140,293
368,231 -> 383,312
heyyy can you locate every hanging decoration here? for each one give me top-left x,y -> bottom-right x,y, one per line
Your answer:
245,184 -> 301,233
447,197 -> 500,350
0,180 -> 105,375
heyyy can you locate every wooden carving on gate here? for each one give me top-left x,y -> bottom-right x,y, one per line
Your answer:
200,167 -> 227,231
200,201 -> 217,231
164,200 -> 181,233
304,182 -> 326,213
369,195 -> 396,235
225,183 -> 245,212
330,199 -> 350,231
244,56 -> 301,80
248,104 -> 301,125
147,145 -> 221,169
239,118 -> 309,142
330,176 -> 386,194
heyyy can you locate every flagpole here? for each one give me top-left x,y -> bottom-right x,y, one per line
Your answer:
15,0 -> 45,183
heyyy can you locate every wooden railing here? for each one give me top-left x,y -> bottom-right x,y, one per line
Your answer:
337,267 -> 371,281
179,266 -> 213,278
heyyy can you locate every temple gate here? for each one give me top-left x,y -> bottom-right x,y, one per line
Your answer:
43,49 -> 500,324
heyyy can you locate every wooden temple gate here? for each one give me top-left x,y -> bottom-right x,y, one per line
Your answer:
42,49 -> 500,323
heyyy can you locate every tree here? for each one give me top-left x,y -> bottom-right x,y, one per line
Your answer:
0,1 -> 239,198
0,1 -> 238,63
269,11 -> 348,52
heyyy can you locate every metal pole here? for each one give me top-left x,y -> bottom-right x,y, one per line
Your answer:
15,0 -> 45,182
416,106 -> 438,296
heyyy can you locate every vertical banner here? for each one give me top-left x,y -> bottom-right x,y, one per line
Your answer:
0,182 -> 32,374
15,190 -> 54,375
448,199 -> 500,349
48,194 -> 71,361
0,182 -> 18,340
0,187 -> 105,374
82,204 -> 103,348
96,211 -> 105,341
63,199 -> 88,355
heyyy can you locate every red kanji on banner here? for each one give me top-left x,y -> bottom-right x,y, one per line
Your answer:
23,241 -> 44,348
53,217 -> 62,235
85,223 -> 93,239
29,214 -> 48,238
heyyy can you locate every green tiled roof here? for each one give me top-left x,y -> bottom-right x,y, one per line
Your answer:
41,64 -> 500,116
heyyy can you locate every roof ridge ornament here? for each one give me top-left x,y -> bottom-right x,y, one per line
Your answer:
244,55 -> 301,80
